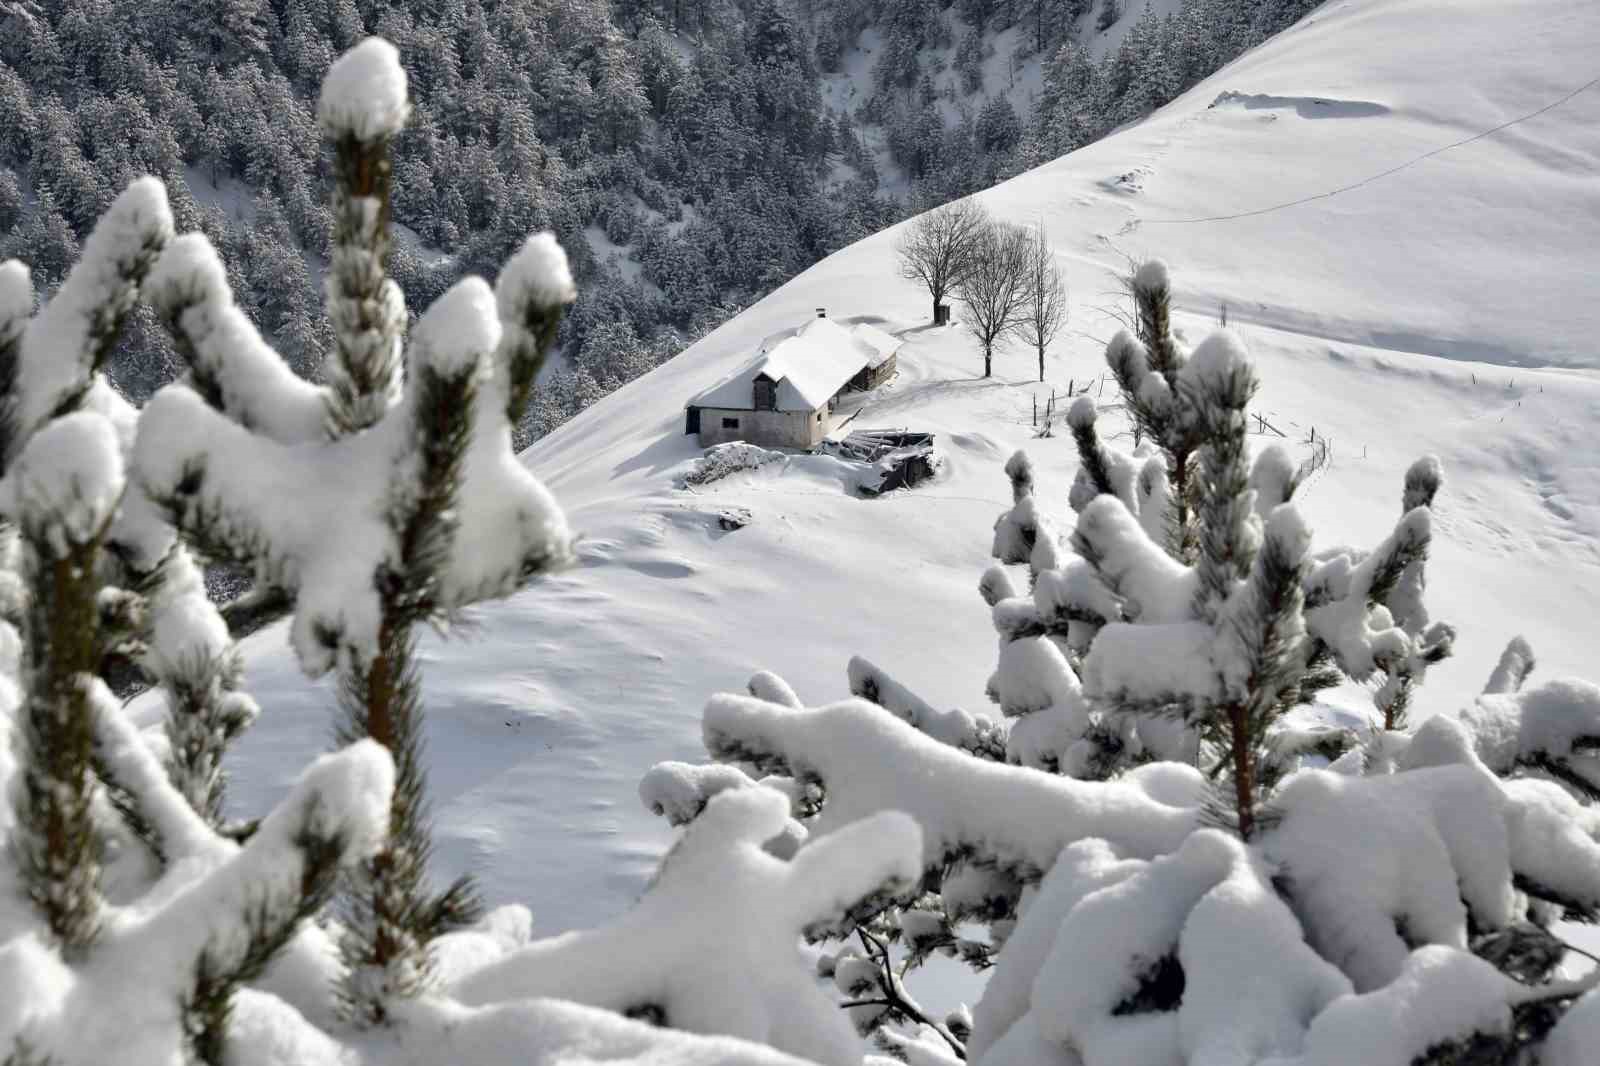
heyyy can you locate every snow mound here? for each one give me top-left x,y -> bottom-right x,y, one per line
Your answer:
682,442 -> 785,486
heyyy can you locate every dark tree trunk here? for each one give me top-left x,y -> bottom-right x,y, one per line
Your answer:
1171,448 -> 1194,562
984,345 -> 992,378
1230,703 -> 1255,840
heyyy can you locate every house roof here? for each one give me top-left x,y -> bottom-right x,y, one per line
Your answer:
850,322 -> 900,369
689,318 -> 901,412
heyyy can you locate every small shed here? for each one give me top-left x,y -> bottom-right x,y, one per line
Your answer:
847,321 -> 900,391
817,430 -> 937,496
684,315 -> 901,448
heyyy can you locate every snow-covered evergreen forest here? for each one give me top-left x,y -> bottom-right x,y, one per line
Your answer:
1,0 -> 1318,443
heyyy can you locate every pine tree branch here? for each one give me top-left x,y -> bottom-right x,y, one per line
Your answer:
89,741 -> 166,867
1513,873 -> 1600,924
183,803 -> 349,1066
14,532 -> 110,955
322,127 -> 404,437
1517,753 -> 1600,805
1067,399 -> 1116,499
0,180 -> 172,473
337,358 -> 483,1022
851,928 -> 968,1060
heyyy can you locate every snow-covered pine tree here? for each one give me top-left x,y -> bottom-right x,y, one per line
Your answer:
1051,261 -> 1459,831
0,179 -> 396,1066
656,258 -> 1600,1064
136,38 -> 579,1026
320,39 -> 482,1022
0,174 -> 258,893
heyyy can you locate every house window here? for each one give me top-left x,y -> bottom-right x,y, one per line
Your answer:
816,412 -> 822,421
722,417 -> 740,429
754,378 -> 777,411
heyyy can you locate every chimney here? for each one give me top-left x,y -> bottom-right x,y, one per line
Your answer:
816,307 -> 826,318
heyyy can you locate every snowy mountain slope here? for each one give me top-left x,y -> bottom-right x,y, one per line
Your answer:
203,0 -> 1600,946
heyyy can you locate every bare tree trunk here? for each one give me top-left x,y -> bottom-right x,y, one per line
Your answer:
984,344 -> 992,378
1037,343 -> 1044,383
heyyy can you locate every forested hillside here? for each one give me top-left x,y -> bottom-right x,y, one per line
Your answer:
0,0 -> 1320,442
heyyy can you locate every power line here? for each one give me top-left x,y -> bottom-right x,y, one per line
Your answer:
1142,73 -> 1600,226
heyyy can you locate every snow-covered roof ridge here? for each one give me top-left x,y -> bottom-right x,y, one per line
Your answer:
689,317 -> 899,411
847,321 -> 900,368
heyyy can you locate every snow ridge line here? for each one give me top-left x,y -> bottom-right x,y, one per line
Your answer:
1143,72 -> 1600,226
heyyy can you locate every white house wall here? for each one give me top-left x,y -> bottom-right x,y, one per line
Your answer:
695,406 -> 828,449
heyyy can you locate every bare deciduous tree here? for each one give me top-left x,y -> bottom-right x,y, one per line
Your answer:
895,198 -> 991,324
1016,222 -> 1068,383
955,220 -> 1032,378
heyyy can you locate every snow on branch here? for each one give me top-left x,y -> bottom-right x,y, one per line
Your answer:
639,761 -> 760,826
134,548 -> 259,829
984,830 -> 1350,1066
1303,508 -> 1430,681
0,737 -> 393,1063
0,411 -> 123,555
3,178 -> 172,470
0,175 -> 260,855
495,232 -> 577,422
1484,635 -> 1537,696
89,679 -> 223,866
132,266 -> 576,676
1267,765 -> 1521,992
848,656 -> 1004,758
1281,945 -> 1589,1066
1071,495 -> 1192,624
453,788 -> 922,1066
702,694 -> 1199,879
747,669 -> 803,709
968,761 -> 1600,1066
142,233 -> 327,445
1,409 -> 131,952
1459,676 -> 1600,794
317,37 -> 410,144
220,994 -> 825,1066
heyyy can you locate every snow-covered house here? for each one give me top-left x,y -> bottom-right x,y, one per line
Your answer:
684,314 -> 900,448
